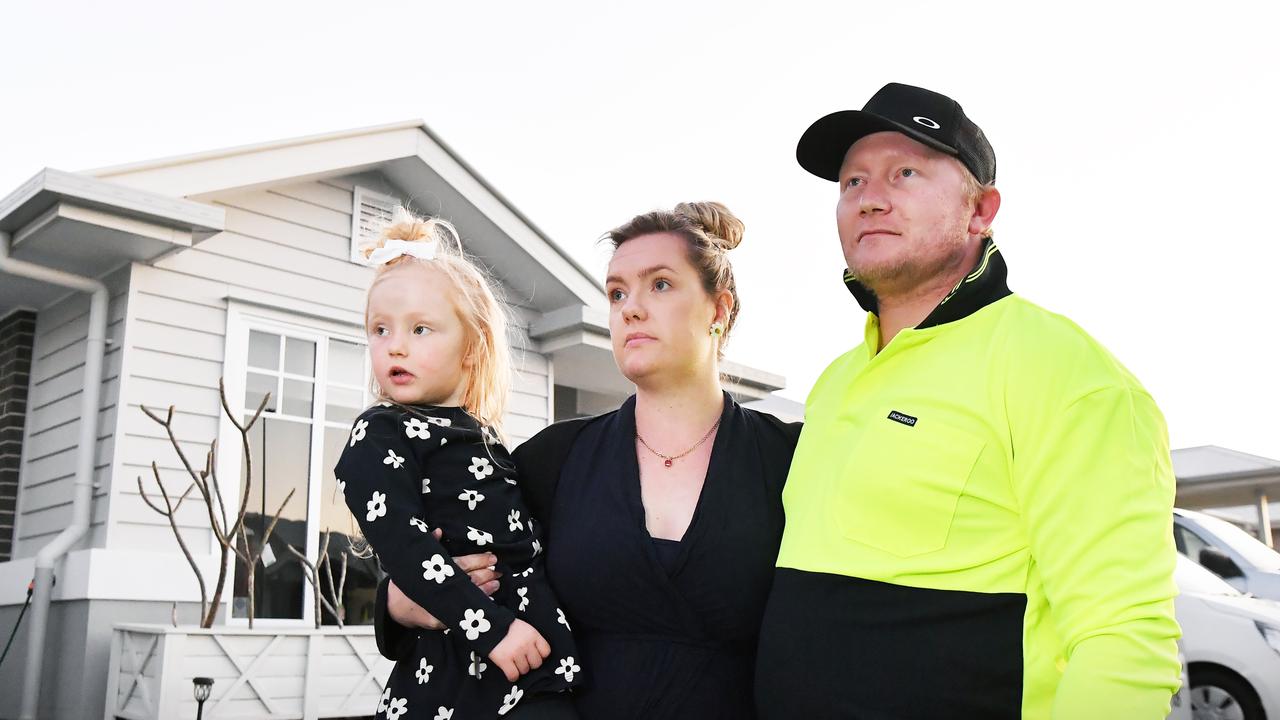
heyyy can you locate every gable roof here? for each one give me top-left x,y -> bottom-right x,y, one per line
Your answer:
86,120 -> 604,312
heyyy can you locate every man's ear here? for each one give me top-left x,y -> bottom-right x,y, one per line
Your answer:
969,186 -> 1001,237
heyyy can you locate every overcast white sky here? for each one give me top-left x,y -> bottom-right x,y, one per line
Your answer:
2,1 -> 1278,459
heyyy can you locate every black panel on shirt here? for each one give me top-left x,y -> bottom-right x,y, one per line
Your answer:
756,568 -> 1024,720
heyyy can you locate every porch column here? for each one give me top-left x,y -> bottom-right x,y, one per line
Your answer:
1258,491 -> 1274,548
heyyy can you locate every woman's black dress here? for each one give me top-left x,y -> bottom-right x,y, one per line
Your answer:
378,391 -> 799,719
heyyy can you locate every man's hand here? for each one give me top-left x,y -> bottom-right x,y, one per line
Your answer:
488,619 -> 551,682
386,529 -> 502,630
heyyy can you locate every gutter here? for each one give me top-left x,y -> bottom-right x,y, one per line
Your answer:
0,230 -> 109,720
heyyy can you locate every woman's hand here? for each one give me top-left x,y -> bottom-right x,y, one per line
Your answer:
386,529 -> 503,630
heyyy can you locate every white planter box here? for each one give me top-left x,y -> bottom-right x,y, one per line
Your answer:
105,624 -> 394,720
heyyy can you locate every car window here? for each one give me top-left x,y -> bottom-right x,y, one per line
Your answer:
1174,555 -> 1242,596
1193,513 -> 1280,572
1175,524 -> 1209,562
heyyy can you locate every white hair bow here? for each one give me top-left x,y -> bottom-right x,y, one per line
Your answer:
365,239 -> 438,267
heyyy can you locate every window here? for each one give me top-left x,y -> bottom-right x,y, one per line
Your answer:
1194,513 -> 1280,572
1174,523 -> 1210,563
226,316 -> 380,625
350,186 -> 398,264
0,310 -> 36,562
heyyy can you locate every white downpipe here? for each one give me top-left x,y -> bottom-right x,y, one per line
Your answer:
0,230 -> 109,720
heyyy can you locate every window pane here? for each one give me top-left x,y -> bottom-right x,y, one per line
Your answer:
248,331 -> 281,370
245,372 -> 278,414
325,387 -> 364,426
285,337 -> 316,377
282,379 -> 313,417
233,417 -> 312,620
320,426 -> 379,625
328,339 -> 366,385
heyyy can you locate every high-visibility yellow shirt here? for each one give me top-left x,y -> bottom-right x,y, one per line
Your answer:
774,244 -> 1182,719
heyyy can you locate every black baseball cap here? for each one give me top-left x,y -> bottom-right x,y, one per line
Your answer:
796,82 -> 996,185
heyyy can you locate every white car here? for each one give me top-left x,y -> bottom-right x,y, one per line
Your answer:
1175,507 -> 1280,600
1176,554 -> 1280,719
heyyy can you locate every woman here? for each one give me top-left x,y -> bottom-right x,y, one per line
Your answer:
376,201 -> 799,719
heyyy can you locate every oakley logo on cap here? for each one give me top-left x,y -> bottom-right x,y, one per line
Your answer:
913,116 -> 941,129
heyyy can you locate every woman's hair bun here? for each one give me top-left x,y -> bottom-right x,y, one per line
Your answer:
675,201 -> 743,250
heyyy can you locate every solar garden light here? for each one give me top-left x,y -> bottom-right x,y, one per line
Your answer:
192,676 -> 214,719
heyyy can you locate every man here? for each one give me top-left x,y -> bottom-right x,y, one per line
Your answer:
755,83 -> 1182,719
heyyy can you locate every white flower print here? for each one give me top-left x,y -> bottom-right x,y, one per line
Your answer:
336,478 -> 345,496
421,477 -> 431,494
517,587 -> 529,612
467,457 -> 494,481
482,425 -> 499,445
459,608 -> 491,640
457,489 -> 485,510
557,608 -> 571,631
467,526 -> 494,546
532,539 -> 542,557
434,708 -> 454,720
425,416 -> 452,427
378,687 -> 391,713
441,438 -> 448,446
515,567 -> 534,579
403,418 -> 432,440
383,449 -> 405,469
350,419 -> 369,447
422,555 -> 454,584
498,686 -> 524,716
366,492 -> 387,523
467,652 -> 487,679
378,401 -> 393,407
409,517 -> 430,534
508,510 -> 523,532
555,656 -> 581,683
385,697 -> 408,720
416,657 -> 433,685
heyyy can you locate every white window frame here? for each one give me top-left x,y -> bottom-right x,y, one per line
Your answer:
220,300 -> 372,627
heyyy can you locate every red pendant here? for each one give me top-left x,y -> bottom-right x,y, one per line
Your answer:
664,459 -> 673,468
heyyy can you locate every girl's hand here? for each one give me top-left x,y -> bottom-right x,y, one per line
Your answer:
488,619 -> 551,682
386,529 -> 502,629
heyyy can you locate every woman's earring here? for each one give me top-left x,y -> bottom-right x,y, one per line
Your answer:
709,322 -> 725,338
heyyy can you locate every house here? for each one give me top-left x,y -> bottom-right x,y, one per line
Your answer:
1172,445 -> 1280,546
0,121 -> 787,720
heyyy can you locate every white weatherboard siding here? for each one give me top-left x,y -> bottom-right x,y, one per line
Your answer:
108,178 -> 551,570
12,264 -> 129,559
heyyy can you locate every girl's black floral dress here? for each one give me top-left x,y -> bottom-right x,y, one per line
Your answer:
336,403 -> 580,720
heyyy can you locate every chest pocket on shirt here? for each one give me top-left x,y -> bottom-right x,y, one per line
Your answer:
829,415 -> 986,557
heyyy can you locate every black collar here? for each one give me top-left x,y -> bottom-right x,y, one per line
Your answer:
843,238 -> 1012,329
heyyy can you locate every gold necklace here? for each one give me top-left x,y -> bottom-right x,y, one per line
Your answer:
636,416 -> 722,468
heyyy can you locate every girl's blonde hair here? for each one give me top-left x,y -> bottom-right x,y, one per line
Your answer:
362,207 -> 512,433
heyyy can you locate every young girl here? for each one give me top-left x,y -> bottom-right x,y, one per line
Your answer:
336,209 -> 580,720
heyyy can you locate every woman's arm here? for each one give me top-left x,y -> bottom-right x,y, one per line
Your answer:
374,549 -> 500,660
